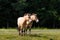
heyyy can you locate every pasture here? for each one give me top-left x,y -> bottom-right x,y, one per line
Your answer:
0,29 -> 60,40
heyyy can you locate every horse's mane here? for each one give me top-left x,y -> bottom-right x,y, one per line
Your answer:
24,13 -> 31,16
32,13 -> 37,15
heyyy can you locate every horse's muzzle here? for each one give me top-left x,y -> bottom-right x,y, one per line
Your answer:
36,19 -> 39,23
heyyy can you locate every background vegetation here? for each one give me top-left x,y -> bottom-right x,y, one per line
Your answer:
0,0 -> 60,28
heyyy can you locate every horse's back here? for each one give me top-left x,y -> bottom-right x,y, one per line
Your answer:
17,17 -> 25,26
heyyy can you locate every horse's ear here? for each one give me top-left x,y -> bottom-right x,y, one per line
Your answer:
34,14 -> 37,15
29,13 -> 31,16
24,13 -> 29,15
32,13 -> 37,15
24,13 -> 31,16
27,13 -> 31,16
32,13 -> 35,15
24,13 -> 27,16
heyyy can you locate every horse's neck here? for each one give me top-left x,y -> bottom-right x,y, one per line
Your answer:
30,15 -> 34,21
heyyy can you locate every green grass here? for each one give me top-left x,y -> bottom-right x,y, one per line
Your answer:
0,29 -> 60,40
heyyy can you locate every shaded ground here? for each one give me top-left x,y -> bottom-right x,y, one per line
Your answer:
0,29 -> 60,40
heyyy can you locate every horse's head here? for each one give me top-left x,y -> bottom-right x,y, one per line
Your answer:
31,13 -> 39,23
24,13 -> 31,21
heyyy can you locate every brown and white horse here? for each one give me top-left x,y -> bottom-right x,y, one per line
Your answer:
17,13 -> 31,35
17,13 -> 39,35
26,13 -> 39,34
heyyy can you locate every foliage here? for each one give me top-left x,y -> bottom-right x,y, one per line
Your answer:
0,0 -> 60,28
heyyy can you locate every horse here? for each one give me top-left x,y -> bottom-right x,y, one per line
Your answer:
25,13 -> 39,34
17,13 -> 31,35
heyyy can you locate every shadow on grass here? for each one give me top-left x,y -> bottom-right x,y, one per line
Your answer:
26,34 -> 42,37
26,34 -> 53,40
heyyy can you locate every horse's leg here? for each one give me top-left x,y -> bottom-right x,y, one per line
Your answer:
17,27 -> 21,35
22,27 -> 27,36
21,29 -> 24,36
29,23 -> 32,35
24,25 -> 28,35
20,26 -> 24,36
19,29 -> 20,35
29,25 -> 32,35
23,28 -> 25,35
24,28 -> 27,35
29,27 -> 31,34
18,26 -> 23,35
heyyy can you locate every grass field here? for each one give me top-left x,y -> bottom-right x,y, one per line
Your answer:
0,29 -> 60,40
